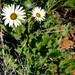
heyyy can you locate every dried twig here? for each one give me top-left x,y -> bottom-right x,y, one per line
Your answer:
0,0 -> 7,75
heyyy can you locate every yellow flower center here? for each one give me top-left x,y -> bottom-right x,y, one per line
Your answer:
10,13 -> 17,20
36,13 -> 41,17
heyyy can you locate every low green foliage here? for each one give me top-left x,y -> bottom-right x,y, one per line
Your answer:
0,0 -> 75,75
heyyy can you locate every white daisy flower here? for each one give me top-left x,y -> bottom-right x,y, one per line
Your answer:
1,4 -> 26,27
32,7 -> 46,21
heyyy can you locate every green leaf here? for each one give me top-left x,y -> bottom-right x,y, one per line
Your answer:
64,0 -> 75,6
16,47 -> 23,54
42,34 -> 50,46
5,54 -> 17,68
36,42 -> 42,50
16,25 -> 26,35
62,22 -> 72,36
24,0 -> 32,9
28,21 -> 34,34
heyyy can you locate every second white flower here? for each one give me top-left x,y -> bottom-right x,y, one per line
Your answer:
32,7 -> 46,21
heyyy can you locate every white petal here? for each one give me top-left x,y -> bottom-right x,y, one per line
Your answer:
4,19 -> 10,25
13,20 -> 19,27
11,4 -> 15,12
3,17 -> 7,20
15,5 -> 20,12
17,16 -> 25,20
16,19 -> 21,25
18,7 -> 23,12
9,20 -> 14,27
